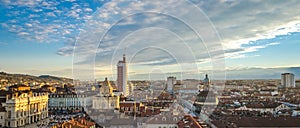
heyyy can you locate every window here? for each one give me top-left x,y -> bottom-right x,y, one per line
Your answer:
7,111 -> 11,118
173,117 -> 177,121
16,110 -> 19,118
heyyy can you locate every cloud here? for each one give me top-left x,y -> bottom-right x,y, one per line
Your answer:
17,32 -> 29,36
84,8 -> 93,12
67,0 -> 227,80
203,0 -> 300,48
46,12 -> 56,17
66,10 -> 79,18
1,0 -> 300,79
56,0 -> 299,80
225,41 -> 281,59
68,1 -> 299,53
0,0 -> 97,44
1,0 -> 41,7
25,23 -> 32,27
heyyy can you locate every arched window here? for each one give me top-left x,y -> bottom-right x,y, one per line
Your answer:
173,117 -> 177,121
111,103 -> 114,107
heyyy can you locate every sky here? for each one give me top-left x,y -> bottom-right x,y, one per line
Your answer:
0,0 -> 299,80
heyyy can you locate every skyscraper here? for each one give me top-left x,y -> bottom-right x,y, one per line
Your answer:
117,54 -> 129,96
166,76 -> 176,92
281,73 -> 295,88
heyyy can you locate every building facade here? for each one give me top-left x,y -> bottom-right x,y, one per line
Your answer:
194,74 -> 218,114
48,93 -> 92,112
167,76 -> 176,92
295,80 -> 300,88
281,73 -> 295,88
0,90 -> 48,128
92,77 -> 119,110
117,54 -> 129,96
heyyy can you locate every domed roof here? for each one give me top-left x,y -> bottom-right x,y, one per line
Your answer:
103,77 -> 111,87
203,74 -> 209,83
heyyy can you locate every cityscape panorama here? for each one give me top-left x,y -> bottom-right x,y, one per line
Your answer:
1,0 -> 300,128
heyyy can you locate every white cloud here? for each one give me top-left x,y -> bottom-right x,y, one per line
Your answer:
28,14 -> 40,18
206,0 -> 300,48
67,0 -> 300,79
84,8 -> 93,12
1,0 -> 97,44
65,0 -> 76,2
2,0 -> 41,7
67,10 -> 79,18
25,23 -> 32,27
17,32 -> 29,36
41,1 -> 50,6
46,12 -> 56,17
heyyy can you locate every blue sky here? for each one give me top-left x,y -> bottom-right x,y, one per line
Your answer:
0,0 -> 299,80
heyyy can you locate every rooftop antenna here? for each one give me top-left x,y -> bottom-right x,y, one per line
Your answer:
123,46 -> 127,62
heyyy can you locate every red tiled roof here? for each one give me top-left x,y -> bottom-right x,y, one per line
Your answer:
178,115 -> 202,128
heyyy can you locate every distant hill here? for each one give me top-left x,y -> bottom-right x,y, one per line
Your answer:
38,75 -> 72,81
0,72 -> 73,84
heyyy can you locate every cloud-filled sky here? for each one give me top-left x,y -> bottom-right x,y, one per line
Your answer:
0,0 -> 299,80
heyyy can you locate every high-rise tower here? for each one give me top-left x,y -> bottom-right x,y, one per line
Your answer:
117,54 -> 128,96
281,73 -> 295,88
166,76 -> 176,92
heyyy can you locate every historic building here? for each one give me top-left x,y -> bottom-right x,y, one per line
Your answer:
89,78 -> 121,127
173,80 -> 183,93
48,92 -> 92,112
0,90 -> 48,128
194,74 -> 218,114
92,77 -> 119,110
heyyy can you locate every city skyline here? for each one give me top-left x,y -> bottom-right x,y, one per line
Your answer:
0,0 -> 300,80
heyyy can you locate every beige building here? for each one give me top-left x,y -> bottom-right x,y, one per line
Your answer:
0,107 -> 6,127
0,90 -> 48,128
48,93 -> 92,111
92,77 -> 119,110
